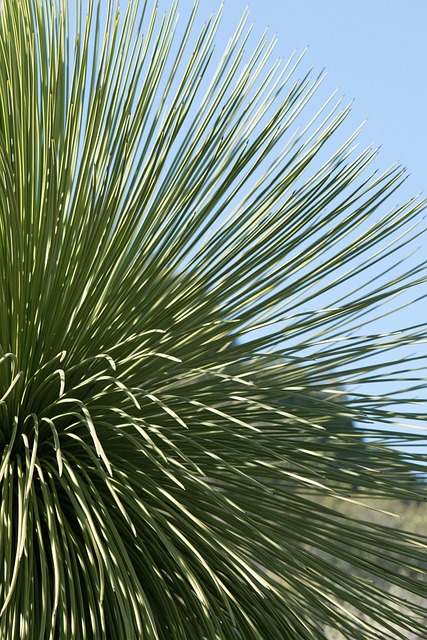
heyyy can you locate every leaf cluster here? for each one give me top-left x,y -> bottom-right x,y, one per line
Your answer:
0,1 -> 426,638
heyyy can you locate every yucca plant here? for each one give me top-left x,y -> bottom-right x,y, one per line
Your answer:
0,0 -> 426,638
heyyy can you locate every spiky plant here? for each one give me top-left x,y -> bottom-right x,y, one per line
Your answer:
0,0 -> 426,638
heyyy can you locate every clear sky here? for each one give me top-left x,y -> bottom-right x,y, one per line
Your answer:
216,0 -> 427,201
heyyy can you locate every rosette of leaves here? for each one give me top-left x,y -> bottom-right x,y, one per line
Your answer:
0,1 -> 426,638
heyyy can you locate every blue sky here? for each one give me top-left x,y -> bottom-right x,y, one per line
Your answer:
217,0 -> 426,200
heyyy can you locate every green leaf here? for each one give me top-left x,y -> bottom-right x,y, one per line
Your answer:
0,1 -> 426,638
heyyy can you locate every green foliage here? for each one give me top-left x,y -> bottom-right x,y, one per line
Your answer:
312,496 -> 427,640
0,1 -> 426,638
